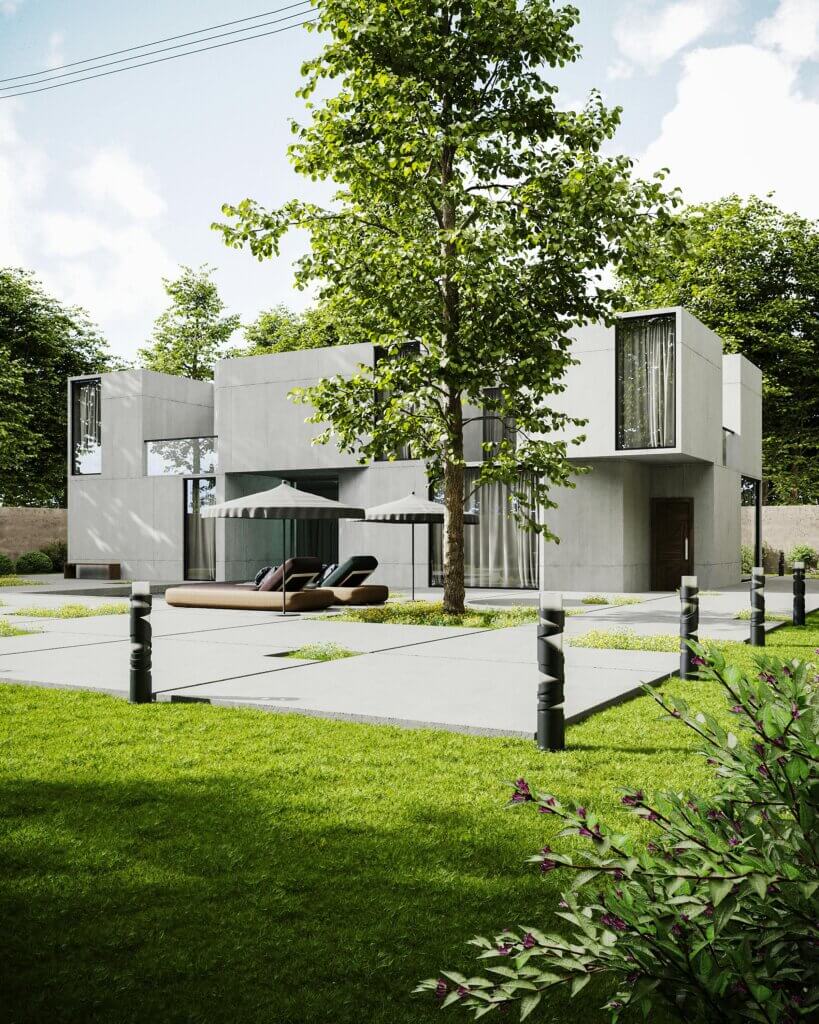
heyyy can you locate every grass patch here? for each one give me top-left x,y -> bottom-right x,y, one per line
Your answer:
569,629 -> 680,653
0,576 -> 42,587
733,609 -> 792,622
285,642 -> 359,662
11,602 -> 129,619
580,594 -> 642,606
0,613 -> 816,1024
0,620 -> 38,638
323,599 -> 538,629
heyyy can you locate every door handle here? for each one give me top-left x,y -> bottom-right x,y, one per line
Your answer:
684,536 -> 689,561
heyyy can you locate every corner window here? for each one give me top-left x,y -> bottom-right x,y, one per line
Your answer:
146,437 -> 217,476
615,314 -> 676,450
71,378 -> 102,475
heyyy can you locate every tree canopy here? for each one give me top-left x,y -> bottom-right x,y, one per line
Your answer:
138,265 -> 240,380
616,194 -> 819,504
0,268 -> 110,507
218,0 -> 677,611
240,296 -> 363,356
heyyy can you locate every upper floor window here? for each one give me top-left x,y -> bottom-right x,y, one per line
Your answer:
71,378 -> 101,475
146,437 -> 217,476
616,314 -> 676,450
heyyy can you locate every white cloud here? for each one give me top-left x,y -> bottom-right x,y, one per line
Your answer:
607,59 -> 635,81
1,0 -> 23,15
73,148 -> 166,220
613,0 -> 738,74
755,0 -> 819,62
639,42 -> 819,217
0,106 -> 174,357
45,31 -> 65,70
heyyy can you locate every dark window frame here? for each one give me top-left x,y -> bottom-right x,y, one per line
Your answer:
614,313 -> 677,452
71,377 -> 102,476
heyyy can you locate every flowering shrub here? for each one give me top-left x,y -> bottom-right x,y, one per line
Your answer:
418,645 -> 818,1022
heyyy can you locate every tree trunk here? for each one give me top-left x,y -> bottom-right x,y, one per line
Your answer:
443,394 -> 465,614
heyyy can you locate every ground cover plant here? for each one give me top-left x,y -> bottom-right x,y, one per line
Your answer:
421,626 -> 819,1022
734,610 -> 792,622
285,642 -> 359,662
0,576 -> 41,588
322,600 -> 538,629
0,620 -> 38,638
581,596 -> 643,607
569,629 -> 681,653
11,602 -> 129,618
1,614 -> 816,1024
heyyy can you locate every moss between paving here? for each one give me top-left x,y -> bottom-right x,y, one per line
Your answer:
0,614 -> 816,1024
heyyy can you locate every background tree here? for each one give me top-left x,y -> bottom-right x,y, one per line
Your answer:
240,295 -> 364,355
0,268 -> 109,507
616,195 -> 819,504
218,0 -> 677,613
139,265 -> 240,380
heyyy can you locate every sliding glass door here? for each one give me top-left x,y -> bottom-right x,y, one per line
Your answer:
430,470 -> 539,589
184,478 -> 216,581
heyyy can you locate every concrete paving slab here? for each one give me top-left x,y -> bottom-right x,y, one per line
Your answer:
0,630 -> 118,655
158,650 -> 666,735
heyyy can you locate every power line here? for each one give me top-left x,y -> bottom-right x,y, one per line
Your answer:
0,5 -> 314,93
0,18 -> 318,100
0,1 -> 314,85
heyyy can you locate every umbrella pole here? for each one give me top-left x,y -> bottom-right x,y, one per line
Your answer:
282,518 -> 288,616
411,522 -> 415,602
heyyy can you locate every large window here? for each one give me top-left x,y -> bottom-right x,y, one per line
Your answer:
616,314 -> 676,450
184,478 -> 216,581
71,378 -> 102,475
430,470 -> 538,589
146,437 -> 217,476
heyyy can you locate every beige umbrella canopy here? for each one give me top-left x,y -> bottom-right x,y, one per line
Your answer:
201,483 -> 365,613
363,492 -> 479,601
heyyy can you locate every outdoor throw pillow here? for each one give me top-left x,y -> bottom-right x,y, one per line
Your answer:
254,566 -> 273,589
257,566 -> 280,592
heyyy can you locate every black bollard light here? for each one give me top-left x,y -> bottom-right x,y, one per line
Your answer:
793,560 -> 806,627
778,551 -> 785,576
536,592 -> 565,752
750,567 -> 766,647
679,575 -> 699,680
129,581 -> 153,703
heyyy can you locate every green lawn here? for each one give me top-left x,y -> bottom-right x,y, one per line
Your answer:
285,642 -> 359,661
1,614 -> 816,1024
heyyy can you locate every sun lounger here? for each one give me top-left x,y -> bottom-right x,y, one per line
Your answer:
164,581 -> 335,612
318,556 -> 388,605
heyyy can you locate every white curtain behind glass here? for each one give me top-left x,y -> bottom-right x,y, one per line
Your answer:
75,382 -> 101,474
617,316 -> 676,449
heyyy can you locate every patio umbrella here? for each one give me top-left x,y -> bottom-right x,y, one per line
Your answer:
363,492 -> 478,601
201,482 -> 365,614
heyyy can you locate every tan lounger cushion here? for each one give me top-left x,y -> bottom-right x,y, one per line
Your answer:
328,585 -> 389,606
164,583 -> 335,612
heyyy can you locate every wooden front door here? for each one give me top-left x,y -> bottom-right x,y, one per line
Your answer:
651,498 -> 693,591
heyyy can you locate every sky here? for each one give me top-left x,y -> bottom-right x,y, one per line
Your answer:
1,0 -> 818,361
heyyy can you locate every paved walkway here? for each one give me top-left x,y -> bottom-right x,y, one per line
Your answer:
0,577 -> 816,738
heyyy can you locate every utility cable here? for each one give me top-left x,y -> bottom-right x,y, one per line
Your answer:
0,1 -> 314,84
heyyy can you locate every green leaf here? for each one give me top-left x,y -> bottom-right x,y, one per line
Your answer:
520,992 -> 542,1020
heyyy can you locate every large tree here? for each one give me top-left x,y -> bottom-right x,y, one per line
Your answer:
240,295 -> 363,355
0,268 -> 109,507
616,195 -> 819,504
218,0 -> 677,612
139,265 -> 240,380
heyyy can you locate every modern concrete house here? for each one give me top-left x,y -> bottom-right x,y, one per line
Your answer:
67,307 -> 762,592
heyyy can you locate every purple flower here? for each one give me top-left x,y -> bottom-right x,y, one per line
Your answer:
577,806 -> 587,819
643,810 -> 661,823
669,709 -> 682,718
541,858 -> 558,874
435,978 -> 448,1002
523,932 -> 536,950
621,790 -> 644,807
457,985 -> 470,999
782,665 -> 791,676
670,923 -> 685,938
729,705 -> 744,714
647,842 -> 659,854
704,903 -> 714,918
558,899 -> 569,908
728,836 -> 740,847
753,742 -> 766,758
691,655 -> 706,666
758,763 -> 770,777
706,808 -> 723,821
497,944 -> 511,956
791,703 -> 801,718
626,971 -> 640,984
613,869 -> 625,881
601,913 -> 628,932
511,778 -> 533,803
538,796 -> 557,814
